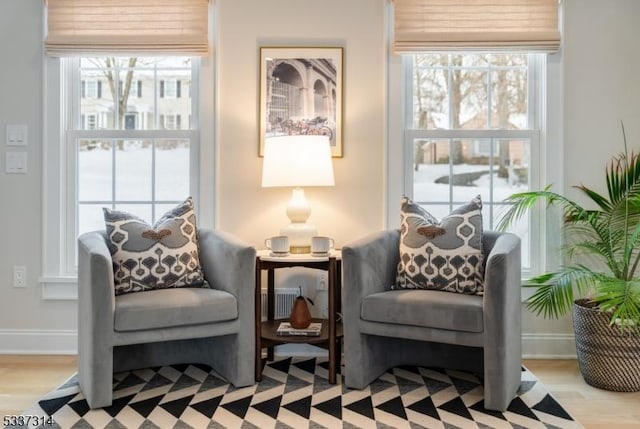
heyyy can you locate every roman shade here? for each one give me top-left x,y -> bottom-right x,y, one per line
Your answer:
393,0 -> 561,52
45,0 -> 210,56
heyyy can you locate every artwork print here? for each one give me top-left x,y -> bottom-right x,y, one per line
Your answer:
259,47 -> 343,157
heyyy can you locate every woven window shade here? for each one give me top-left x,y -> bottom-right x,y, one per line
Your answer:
393,0 -> 560,52
45,0 -> 210,56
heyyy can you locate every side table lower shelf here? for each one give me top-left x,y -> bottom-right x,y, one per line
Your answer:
255,251 -> 343,384
257,318 -> 343,383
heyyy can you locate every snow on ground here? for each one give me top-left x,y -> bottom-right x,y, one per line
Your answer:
76,149 -> 532,267
77,146 -> 189,234
412,163 -> 531,266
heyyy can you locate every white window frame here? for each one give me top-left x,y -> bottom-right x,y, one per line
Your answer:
386,16 -> 565,287
67,57 -> 200,276
41,52 -> 215,300
402,53 -> 544,277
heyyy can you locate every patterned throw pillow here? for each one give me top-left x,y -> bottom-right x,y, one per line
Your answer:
103,197 -> 207,295
394,195 -> 484,295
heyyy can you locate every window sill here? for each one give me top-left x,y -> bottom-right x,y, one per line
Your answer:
39,276 -> 78,300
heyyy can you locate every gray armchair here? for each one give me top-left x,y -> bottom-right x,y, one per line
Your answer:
342,229 -> 521,411
77,228 -> 256,409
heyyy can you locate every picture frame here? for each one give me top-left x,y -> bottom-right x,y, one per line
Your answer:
259,47 -> 343,157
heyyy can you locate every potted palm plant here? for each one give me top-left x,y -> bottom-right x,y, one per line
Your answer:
497,128 -> 640,391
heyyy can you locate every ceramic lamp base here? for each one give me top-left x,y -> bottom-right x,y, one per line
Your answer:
281,221 -> 317,254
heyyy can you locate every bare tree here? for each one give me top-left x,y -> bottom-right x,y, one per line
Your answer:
89,57 -> 138,129
86,57 -> 138,149
491,55 -> 528,173
413,53 -> 527,167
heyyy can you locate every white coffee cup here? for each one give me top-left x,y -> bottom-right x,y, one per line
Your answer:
265,236 -> 289,253
311,236 -> 335,255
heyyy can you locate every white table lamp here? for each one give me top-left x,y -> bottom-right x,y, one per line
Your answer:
261,135 -> 335,253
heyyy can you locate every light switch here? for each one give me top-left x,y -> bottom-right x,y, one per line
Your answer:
6,151 -> 27,174
6,124 -> 28,146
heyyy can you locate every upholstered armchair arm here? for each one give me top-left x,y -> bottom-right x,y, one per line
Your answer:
483,231 -> 521,337
482,230 -> 522,407
342,229 -> 400,308
198,228 -> 256,310
78,231 -> 117,336
77,231 -> 117,406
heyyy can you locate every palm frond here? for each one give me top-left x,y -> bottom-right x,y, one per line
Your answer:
624,222 -> 640,279
496,187 -> 584,232
525,265 -> 599,318
501,124 -> 640,332
605,151 -> 640,214
575,184 -> 611,212
592,277 -> 640,331
564,241 -> 623,278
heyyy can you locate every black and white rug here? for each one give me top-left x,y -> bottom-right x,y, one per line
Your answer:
12,357 -> 582,429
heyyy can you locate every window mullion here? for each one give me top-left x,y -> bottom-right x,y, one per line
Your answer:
404,56 -> 415,198
111,140 -> 116,209
153,64 -> 158,129
489,137 -> 494,229
151,139 -> 156,222
487,61 -> 492,129
113,62 -> 119,130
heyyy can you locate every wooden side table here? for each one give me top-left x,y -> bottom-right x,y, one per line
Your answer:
254,250 -> 343,384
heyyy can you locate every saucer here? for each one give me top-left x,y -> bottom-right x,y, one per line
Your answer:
311,251 -> 330,257
270,251 -> 290,257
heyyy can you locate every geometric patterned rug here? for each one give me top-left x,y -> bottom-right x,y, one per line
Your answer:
8,357 -> 583,429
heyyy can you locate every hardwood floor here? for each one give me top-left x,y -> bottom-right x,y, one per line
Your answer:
524,359 -> 640,429
0,355 -> 77,417
1,355 -> 638,428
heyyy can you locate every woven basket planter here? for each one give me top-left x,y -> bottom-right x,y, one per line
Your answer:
573,299 -> 640,391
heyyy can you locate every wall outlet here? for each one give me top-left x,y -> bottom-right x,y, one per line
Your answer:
317,273 -> 328,291
13,266 -> 26,288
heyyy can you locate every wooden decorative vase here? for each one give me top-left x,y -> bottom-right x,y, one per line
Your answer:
289,296 -> 312,329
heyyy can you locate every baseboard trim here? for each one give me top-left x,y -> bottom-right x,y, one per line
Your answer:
0,329 -> 77,355
522,332 -> 577,359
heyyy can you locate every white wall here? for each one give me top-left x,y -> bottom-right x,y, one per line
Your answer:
0,0 -> 77,353
215,0 -> 385,247
564,0 -> 640,201
1,0 -> 639,356
522,0 -> 640,357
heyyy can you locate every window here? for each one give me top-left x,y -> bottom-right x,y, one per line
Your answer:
82,79 -> 101,99
404,53 -> 544,273
160,79 -> 181,98
68,57 -> 199,272
161,114 -> 182,130
42,0 -> 212,298
82,114 -> 98,130
74,57 -> 196,232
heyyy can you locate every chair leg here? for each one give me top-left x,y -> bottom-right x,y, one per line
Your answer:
344,333 -> 394,389
206,335 -> 255,387
483,349 -> 521,412
79,346 -> 114,409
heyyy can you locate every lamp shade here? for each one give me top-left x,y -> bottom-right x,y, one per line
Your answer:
261,135 -> 335,188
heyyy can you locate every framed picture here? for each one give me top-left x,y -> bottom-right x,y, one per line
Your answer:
259,47 -> 343,157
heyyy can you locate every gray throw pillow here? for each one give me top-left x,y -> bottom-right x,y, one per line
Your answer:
394,195 -> 484,295
103,197 -> 207,295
